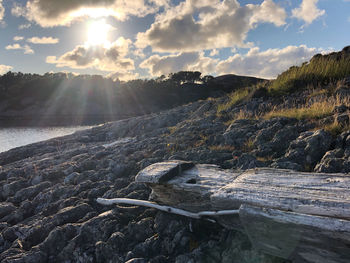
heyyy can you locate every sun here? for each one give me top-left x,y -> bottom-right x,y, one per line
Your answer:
86,19 -> 112,46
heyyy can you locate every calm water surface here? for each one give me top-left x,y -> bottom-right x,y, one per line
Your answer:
0,126 -> 90,153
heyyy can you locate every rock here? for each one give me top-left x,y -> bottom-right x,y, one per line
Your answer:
79,159 -> 97,171
54,203 -> 93,225
223,119 -> 257,148
11,181 -> 51,204
1,180 -> 28,200
335,86 -> 350,97
109,161 -> 127,178
0,172 -> 6,181
333,104 -> 349,114
283,130 -> 333,170
63,172 -> 80,185
128,218 -> 154,242
336,113 -> 350,126
175,255 -> 195,263
1,82 -> 348,263
271,161 -> 302,171
314,149 -> 345,173
0,203 -> 16,219
314,158 -> 344,173
236,154 -> 262,170
39,224 -> 78,256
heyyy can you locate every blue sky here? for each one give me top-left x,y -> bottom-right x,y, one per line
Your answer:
0,0 -> 349,80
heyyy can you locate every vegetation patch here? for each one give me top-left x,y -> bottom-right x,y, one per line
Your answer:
264,95 -> 350,121
242,138 -> 255,152
217,88 -> 251,114
263,101 -> 334,120
208,145 -> 236,152
269,46 -> 350,94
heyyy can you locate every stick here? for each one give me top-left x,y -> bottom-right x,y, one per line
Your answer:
97,198 -> 239,219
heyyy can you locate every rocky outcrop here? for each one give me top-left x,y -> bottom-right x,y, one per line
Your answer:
0,84 -> 350,262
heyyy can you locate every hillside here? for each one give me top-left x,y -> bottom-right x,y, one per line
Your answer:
0,71 -> 263,126
0,46 -> 350,262
270,45 -> 350,94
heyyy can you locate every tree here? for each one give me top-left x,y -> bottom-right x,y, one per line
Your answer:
169,71 -> 202,84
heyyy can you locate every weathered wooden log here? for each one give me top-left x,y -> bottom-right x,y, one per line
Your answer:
136,160 -> 242,212
135,161 -> 350,263
239,205 -> 350,263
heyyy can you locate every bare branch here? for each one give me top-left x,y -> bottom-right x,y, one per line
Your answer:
96,198 -> 239,219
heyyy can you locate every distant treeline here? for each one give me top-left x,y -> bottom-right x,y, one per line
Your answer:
0,71 -> 263,125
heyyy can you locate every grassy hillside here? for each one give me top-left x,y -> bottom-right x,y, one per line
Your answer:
269,46 -> 350,94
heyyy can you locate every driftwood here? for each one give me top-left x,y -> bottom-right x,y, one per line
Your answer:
240,205 -> 350,263
97,197 -> 239,220
134,160 -> 350,263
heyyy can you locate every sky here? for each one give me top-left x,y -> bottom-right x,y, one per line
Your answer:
0,0 -> 349,80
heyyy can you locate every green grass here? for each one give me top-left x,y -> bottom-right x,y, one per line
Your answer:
269,48 -> 350,94
217,88 -> 250,114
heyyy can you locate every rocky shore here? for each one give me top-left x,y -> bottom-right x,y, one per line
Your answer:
1,84 -> 350,262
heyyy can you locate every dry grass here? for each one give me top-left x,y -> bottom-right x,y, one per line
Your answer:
193,134 -> 208,147
263,102 -> 333,120
242,138 -> 255,152
224,109 -> 258,126
256,156 -> 274,162
208,145 -> 235,152
307,88 -> 329,99
167,126 -> 178,135
263,96 -> 350,121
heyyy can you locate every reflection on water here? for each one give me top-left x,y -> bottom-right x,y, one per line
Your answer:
0,126 -> 90,153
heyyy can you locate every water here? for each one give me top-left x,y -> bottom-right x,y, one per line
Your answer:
0,126 -> 91,153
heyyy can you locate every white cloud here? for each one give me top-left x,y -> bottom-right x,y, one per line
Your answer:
292,0 -> 325,25
13,36 -> 24,41
12,0 -> 169,27
46,38 -> 135,79
249,0 -> 286,26
5,43 -> 34,54
18,23 -> 31,30
136,0 -> 286,52
140,45 -> 321,79
0,64 -> 13,75
106,71 -> 140,81
140,52 -> 218,76
27,36 -> 59,44
209,49 -> 219,57
217,45 -> 319,79
0,0 -> 4,21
